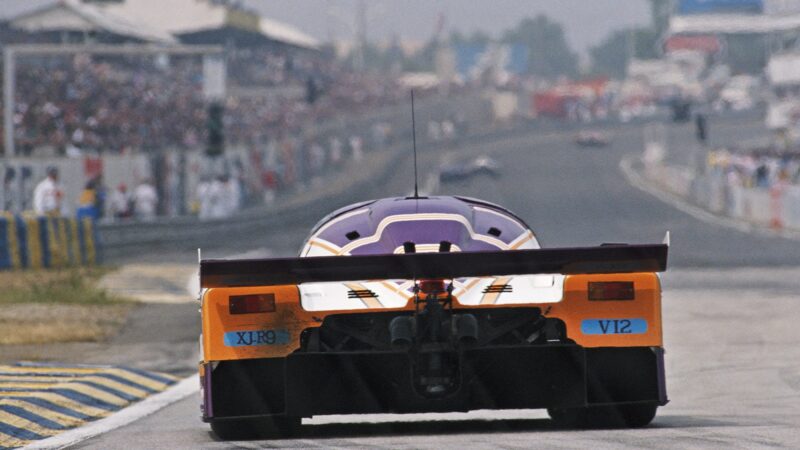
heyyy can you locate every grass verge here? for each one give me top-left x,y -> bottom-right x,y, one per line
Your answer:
0,268 -> 134,345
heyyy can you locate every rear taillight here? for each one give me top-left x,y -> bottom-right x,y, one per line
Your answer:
419,279 -> 446,294
588,281 -> 634,301
229,294 -> 276,314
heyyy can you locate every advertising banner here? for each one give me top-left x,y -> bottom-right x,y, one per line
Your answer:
677,0 -> 763,14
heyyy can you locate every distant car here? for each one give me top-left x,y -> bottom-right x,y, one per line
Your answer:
198,195 -> 670,439
438,155 -> 501,182
575,131 -> 610,148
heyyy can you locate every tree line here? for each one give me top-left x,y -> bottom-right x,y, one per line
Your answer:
346,1 -> 670,81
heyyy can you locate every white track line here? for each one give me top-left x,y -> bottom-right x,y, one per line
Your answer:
619,155 -> 800,241
24,375 -> 198,450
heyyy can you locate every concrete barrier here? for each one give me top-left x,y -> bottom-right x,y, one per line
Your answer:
642,158 -> 800,233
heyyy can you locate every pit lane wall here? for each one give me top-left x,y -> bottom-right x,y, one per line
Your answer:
0,214 -> 97,270
639,155 -> 800,232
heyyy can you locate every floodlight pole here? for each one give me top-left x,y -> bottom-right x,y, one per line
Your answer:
3,47 -> 15,157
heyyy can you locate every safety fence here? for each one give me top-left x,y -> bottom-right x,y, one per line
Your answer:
642,161 -> 800,231
692,172 -> 800,230
0,214 -> 97,270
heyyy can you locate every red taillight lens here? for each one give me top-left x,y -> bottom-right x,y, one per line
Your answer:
229,294 -> 276,314
419,279 -> 446,294
588,282 -> 634,301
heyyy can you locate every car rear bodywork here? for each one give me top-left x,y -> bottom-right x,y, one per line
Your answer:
197,196 -> 669,437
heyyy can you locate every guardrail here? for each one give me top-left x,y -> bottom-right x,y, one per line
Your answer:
0,213 -> 97,269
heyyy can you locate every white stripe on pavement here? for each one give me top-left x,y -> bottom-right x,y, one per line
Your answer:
24,376 -> 198,450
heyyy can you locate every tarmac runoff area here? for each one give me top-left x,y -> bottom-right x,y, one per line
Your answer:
98,264 -> 198,304
0,265 -> 195,449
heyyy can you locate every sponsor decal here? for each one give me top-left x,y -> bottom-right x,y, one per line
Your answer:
223,329 -> 290,347
581,318 -> 647,335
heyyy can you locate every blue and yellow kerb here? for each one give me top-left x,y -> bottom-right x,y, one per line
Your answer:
0,362 -> 178,449
0,214 -> 98,270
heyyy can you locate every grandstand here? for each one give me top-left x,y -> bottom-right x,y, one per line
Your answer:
0,0 -> 409,219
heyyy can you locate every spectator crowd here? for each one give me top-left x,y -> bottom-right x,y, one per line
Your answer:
2,50 -> 405,157
707,149 -> 800,189
0,48 -> 421,221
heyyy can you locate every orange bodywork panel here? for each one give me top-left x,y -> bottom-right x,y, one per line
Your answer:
552,272 -> 663,348
201,272 -> 662,362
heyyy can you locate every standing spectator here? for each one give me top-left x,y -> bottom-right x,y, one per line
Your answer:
755,164 -> 770,188
441,120 -> 456,141
109,183 -> 132,220
309,140 -> 325,185
196,176 -> 213,220
133,178 -> 158,221
33,166 -> 63,216
3,167 -> 18,213
329,136 -> 343,166
77,176 -> 103,220
222,174 -> 241,216
206,175 -> 228,219
695,113 -> 708,144
427,121 -> 442,141
349,135 -> 363,162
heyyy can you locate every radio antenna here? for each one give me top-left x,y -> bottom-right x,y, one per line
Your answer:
411,90 -> 419,198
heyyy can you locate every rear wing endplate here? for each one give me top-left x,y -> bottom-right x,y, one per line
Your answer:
200,244 -> 668,289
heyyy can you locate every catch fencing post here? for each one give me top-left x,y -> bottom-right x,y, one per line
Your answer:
3,47 -> 15,156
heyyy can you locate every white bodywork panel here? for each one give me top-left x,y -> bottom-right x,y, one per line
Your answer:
300,275 -> 565,311
298,213 -> 564,312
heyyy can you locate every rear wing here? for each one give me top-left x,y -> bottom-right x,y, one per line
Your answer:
200,244 -> 668,289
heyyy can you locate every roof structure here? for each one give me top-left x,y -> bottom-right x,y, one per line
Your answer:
259,16 -> 319,50
8,0 -> 176,43
102,0 -> 319,50
3,0 -> 319,50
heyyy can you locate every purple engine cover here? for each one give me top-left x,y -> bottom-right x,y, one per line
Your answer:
304,196 -> 536,256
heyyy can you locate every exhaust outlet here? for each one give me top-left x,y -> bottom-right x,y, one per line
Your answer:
454,314 -> 478,346
389,316 -> 414,349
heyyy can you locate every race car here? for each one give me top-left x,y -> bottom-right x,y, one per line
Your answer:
438,155 -> 501,182
575,131 -> 611,147
198,195 -> 669,439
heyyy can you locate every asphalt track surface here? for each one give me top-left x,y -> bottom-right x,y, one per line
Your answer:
76,114 -> 800,448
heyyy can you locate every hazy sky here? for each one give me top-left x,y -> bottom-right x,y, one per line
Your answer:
245,0 -> 651,55
2,0 -> 652,55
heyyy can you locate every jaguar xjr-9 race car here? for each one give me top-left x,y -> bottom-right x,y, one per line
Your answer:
198,195 -> 669,439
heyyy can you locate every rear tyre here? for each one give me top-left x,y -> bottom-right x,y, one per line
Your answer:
210,416 -> 300,440
548,404 -> 657,429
